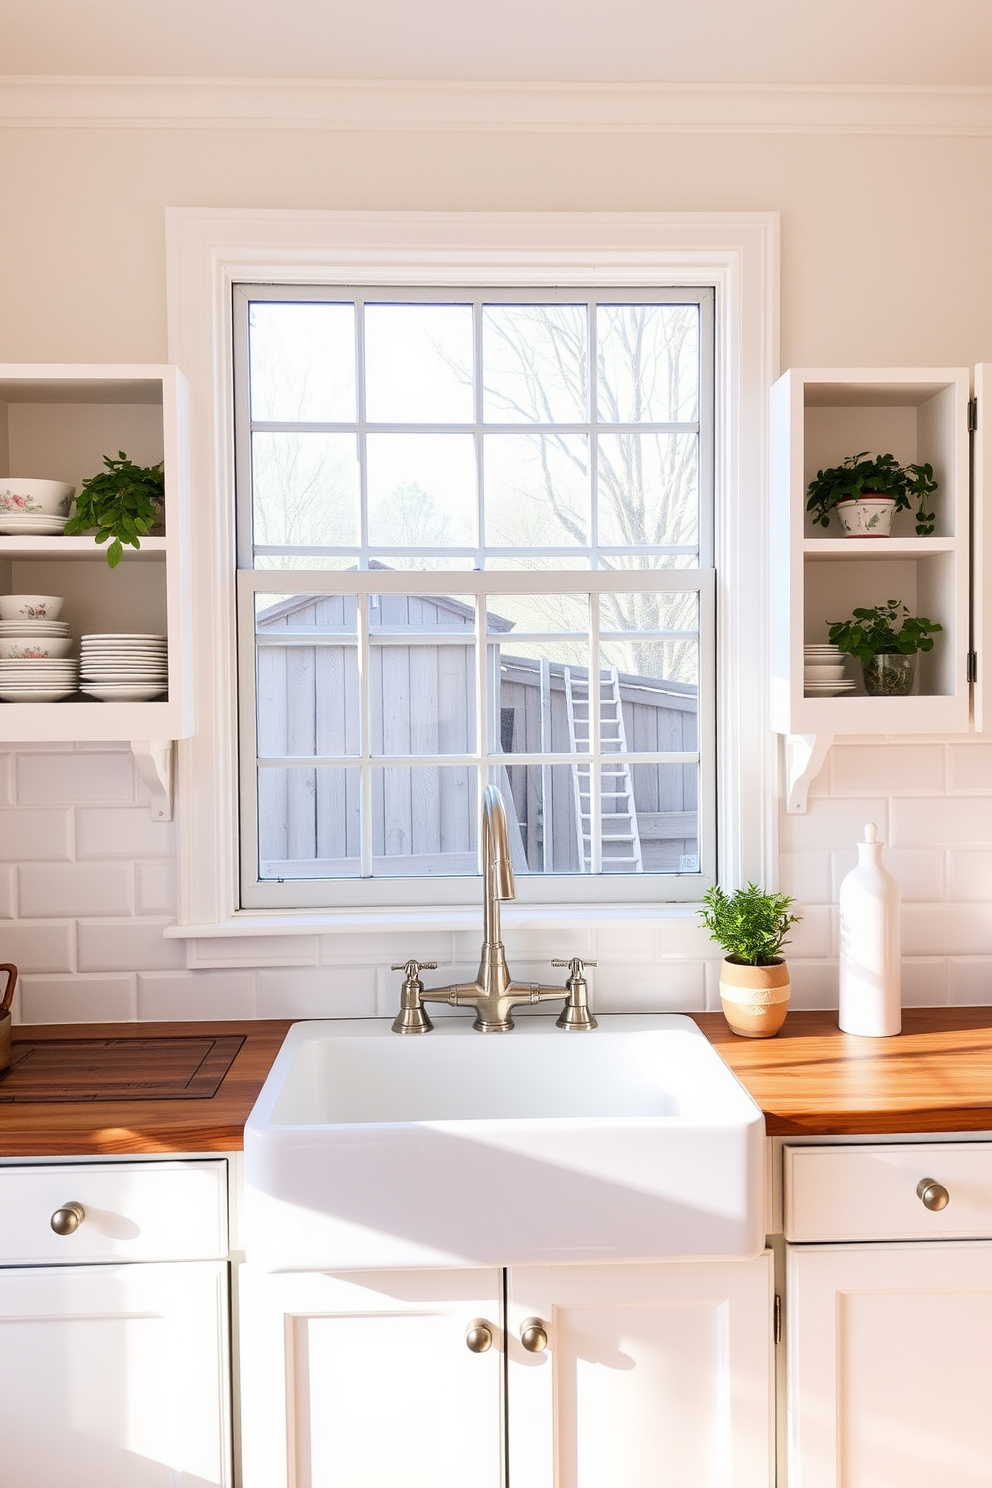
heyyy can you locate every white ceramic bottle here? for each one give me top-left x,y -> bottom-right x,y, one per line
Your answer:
838,822 -> 901,1037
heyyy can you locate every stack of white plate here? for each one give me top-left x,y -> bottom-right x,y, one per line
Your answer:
0,657 -> 79,702
804,643 -> 855,697
79,634 -> 168,701
0,512 -> 70,537
0,618 -> 71,655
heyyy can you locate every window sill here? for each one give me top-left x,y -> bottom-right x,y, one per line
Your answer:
163,902 -> 704,939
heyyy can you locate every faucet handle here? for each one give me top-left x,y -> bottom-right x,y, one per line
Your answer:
552,958 -> 598,975
391,960 -> 438,975
552,959 -> 598,1031
391,961 -> 438,1035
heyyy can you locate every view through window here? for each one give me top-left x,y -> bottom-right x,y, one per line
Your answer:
234,287 -> 715,906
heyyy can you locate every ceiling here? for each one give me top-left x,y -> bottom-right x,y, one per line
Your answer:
0,0 -> 989,86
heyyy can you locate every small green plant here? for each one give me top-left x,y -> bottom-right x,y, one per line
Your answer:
827,600 -> 942,664
805,452 -> 937,536
699,882 -> 801,965
64,451 -> 165,568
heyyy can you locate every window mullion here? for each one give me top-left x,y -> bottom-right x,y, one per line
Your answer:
358,587 -> 373,877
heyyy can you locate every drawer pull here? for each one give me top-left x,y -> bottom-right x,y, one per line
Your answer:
917,1178 -> 950,1212
50,1202 -> 86,1236
520,1317 -> 549,1353
465,1319 -> 494,1354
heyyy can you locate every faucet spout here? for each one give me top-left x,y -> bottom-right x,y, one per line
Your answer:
482,783 -> 514,949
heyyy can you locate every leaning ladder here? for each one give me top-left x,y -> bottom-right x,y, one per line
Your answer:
563,666 -> 643,873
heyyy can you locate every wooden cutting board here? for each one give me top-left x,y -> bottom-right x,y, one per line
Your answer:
0,1035 -> 246,1103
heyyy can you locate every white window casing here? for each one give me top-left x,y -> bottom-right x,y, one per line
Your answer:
164,210 -> 779,938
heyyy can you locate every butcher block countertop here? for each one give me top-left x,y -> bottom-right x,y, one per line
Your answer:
2,1009 -> 992,1155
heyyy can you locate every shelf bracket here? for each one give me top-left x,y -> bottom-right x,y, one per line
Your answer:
131,740 -> 174,822
784,733 -> 833,815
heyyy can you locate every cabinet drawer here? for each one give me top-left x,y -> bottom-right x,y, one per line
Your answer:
784,1143 -> 992,1242
0,1159 -> 228,1264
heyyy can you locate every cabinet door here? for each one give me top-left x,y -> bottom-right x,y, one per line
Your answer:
788,1241 -> 992,1488
239,1266 -> 503,1488
0,1259 -> 230,1488
507,1255 -> 773,1488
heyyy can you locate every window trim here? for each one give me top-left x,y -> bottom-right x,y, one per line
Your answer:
164,209 -> 779,937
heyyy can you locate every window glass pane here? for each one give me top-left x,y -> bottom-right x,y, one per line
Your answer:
599,640 -> 699,748
371,765 -> 478,875
486,593 -> 588,634
492,644 -> 590,755
364,304 -> 473,424
366,433 -> 477,547
596,304 -> 699,423
369,593 -> 477,758
627,762 -> 699,873
483,434 -> 589,547
596,432 -> 699,548
501,762 -> 582,874
482,305 -> 587,424
256,593 -> 360,758
252,433 -> 359,548
599,590 -> 699,635
249,302 -> 356,424
258,766 -> 361,878
369,592 -> 476,635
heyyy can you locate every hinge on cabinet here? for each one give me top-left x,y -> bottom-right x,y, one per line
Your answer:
773,1293 -> 782,1345
968,652 -> 979,684
969,397 -> 978,433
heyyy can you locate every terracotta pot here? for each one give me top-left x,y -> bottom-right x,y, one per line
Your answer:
0,962 -> 17,1072
719,956 -> 789,1038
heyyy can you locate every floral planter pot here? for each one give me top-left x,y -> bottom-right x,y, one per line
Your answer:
836,495 -> 896,537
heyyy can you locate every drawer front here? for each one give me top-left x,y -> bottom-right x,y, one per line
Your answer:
0,1160 -> 228,1264
784,1143 -> 992,1242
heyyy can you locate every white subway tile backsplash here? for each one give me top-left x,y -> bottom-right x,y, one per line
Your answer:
187,935 -> 317,969
18,973 -> 135,1024
77,919 -> 186,972
948,958 -> 992,1005
948,851 -> 992,903
780,797 -> 888,852
948,744 -> 992,795
137,971 -> 255,1021
892,796 -> 992,847
831,846 -> 946,904
17,751 -> 132,805
901,958 -> 948,1007
901,905 -> 992,958
829,744 -> 946,797
785,904 -> 832,959
318,930 -> 455,967
593,925 -> 661,964
0,808 -> 71,861
787,960 -> 838,1009
75,807 -> 175,859
18,863 -> 132,918
779,851 -> 832,904
257,966 -> 377,1019
136,861 -> 178,915
0,867 -> 12,921
0,921 -> 74,973
0,754 -> 11,806
593,959 -> 705,1013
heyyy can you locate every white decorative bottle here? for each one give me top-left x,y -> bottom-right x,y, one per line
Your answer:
838,822 -> 901,1037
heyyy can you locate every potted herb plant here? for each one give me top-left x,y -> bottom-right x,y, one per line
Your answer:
827,600 -> 942,697
806,451 -> 937,537
699,882 -> 801,1038
64,451 -> 165,568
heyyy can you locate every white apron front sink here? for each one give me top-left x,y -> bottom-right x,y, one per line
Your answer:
243,1013 -> 766,1269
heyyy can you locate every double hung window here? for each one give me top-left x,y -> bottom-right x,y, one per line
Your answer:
234,286 -> 715,908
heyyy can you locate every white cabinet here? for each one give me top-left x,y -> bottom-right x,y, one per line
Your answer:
0,364 -> 192,745
239,1256 -> 774,1488
784,1141 -> 992,1488
0,1157 -> 232,1488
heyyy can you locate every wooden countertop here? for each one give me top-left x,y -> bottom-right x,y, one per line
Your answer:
3,1009 -> 992,1154
0,1021 -> 292,1155
693,1007 -> 992,1136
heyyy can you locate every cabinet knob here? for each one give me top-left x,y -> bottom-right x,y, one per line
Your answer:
520,1317 -> 549,1353
465,1319 -> 494,1354
50,1202 -> 85,1236
917,1178 -> 950,1212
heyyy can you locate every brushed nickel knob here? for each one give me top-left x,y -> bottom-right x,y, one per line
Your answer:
520,1316 -> 549,1353
50,1202 -> 85,1236
917,1178 -> 950,1212
465,1319 -> 494,1353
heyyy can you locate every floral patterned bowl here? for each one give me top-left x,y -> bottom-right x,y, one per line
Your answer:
0,480 -> 74,517
0,637 -> 73,659
0,595 -> 63,622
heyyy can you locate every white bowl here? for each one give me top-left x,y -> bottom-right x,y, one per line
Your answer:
0,637 -> 74,659
0,480 -> 74,517
804,664 -> 847,680
0,595 -> 63,622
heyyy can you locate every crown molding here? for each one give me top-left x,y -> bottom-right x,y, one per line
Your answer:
3,76 -> 992,135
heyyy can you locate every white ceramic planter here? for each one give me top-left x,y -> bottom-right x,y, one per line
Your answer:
836,495 -> 896,537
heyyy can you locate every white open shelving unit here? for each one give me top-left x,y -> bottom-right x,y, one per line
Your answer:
770,367 -> 974,811
0,365 -> 192,816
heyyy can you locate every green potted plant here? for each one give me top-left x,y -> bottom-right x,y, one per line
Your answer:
827,600 -> 942,697
64,451 -> 165,568
699,882 -> 802,1038
806,451 -> 937,537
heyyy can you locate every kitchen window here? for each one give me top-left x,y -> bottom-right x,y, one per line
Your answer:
233,287 -> 715,908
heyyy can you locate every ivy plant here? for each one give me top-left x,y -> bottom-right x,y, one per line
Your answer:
64,451 -> 165,568
827,600 -> 942,664
805,451 -> 937,535
699,882 -> 801,965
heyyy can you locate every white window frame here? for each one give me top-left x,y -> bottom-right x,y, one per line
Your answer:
164,210 -> 779,938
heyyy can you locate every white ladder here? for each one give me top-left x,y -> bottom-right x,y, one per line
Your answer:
563,666 -> 643,873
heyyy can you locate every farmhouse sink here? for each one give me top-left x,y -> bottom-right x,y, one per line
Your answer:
243,1013 -> 766,1269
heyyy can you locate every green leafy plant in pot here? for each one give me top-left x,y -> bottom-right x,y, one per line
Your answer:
699,882 -> 801,1038
806,451 -> 937,537
64,451 -> 165,568
827,600 -> 942,697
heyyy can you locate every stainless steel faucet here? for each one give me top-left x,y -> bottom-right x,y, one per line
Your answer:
392,784 -> 597,1034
